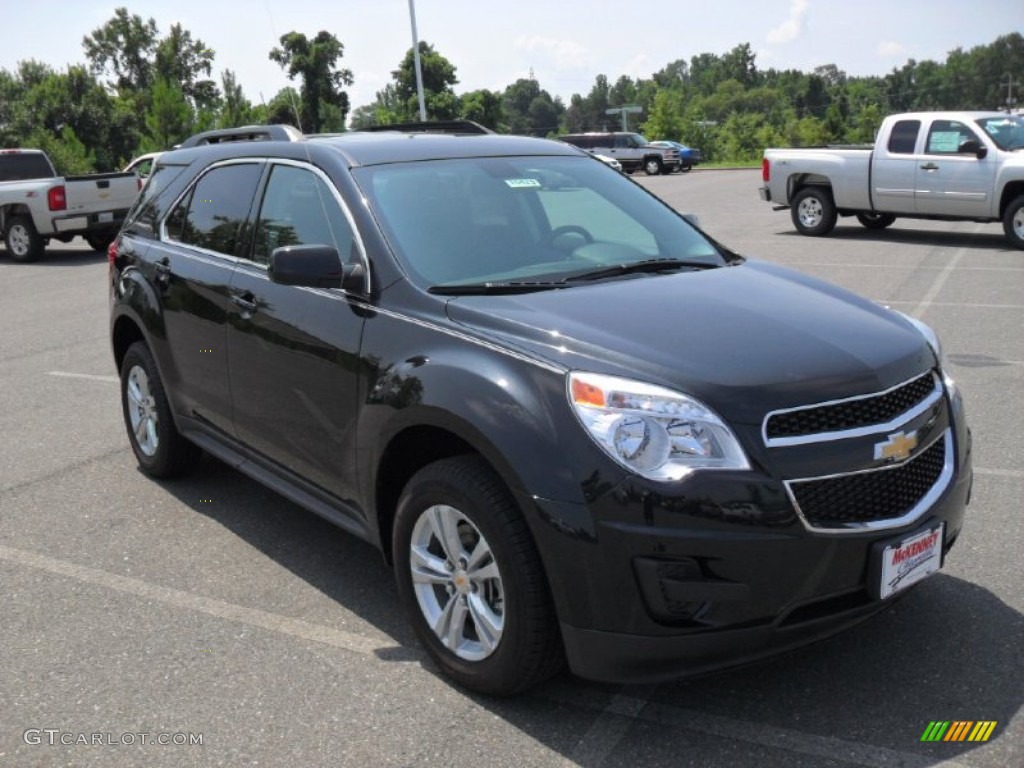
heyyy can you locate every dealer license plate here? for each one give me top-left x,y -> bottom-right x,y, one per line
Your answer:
98,212 -> 114,223
876,523 -> 944,600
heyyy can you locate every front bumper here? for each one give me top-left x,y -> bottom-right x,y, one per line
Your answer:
523,398 -> 972,684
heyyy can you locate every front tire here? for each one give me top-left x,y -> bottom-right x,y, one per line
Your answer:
393,456 -> 563,695
1002,194 -> 1024,250
856,212 -> 896,230
120,341 -> 200,478
791,187 -> 837,236
4,216 -> 43,262
644,157 -> 663,176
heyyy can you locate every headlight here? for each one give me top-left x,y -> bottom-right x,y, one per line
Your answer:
895,312 -> 956,394
568,372 -> 750,481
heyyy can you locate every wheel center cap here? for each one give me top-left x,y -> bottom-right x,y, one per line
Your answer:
453,570 -> 470,595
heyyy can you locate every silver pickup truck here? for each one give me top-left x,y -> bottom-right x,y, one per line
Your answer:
0,149 -> 140,262
760,111 -> 1024,249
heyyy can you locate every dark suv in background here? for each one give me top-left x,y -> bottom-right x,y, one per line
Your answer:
558,132 -> 681,175
110,128 -> 971,695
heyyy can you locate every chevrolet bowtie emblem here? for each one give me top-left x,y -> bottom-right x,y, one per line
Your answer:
874,430 -> 918,462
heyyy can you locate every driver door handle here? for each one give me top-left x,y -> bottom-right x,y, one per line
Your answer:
920,162 -> 939,171
230,291 -> 258,314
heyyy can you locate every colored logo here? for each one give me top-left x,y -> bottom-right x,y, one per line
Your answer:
921,721 -> 997,742
874,430 -> 918,462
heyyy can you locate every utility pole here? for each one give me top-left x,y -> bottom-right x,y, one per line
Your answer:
408,0 -> 427,121
1000,74 -> 1020,113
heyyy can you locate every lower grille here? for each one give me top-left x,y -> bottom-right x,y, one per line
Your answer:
787,431 -> 950,530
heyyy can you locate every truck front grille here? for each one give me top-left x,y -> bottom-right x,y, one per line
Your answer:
786,431 -> 950,531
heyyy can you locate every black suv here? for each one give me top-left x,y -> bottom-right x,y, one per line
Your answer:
110,130 -> 972,695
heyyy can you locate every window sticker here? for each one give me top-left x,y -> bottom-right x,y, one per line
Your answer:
928,131 -> 961,153
503,178 -> 542,189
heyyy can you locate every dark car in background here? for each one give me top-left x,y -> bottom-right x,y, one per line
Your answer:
109,128 -> 971,695
650,140 -> 703,171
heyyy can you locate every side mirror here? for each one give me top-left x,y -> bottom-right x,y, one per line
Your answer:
268,245 -> 365,292
958,138 -> 987,159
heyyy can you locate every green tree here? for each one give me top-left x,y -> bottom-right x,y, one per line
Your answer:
269,31 -> 353,132
28,126 -> 96,175
219,70 -> 254,128
82,7 -> 158,94
642,90 -> 684,140
155,23 -> 218,110
458,89 -> 503,130
142,77 -> 193,151
390,42 -> 459,120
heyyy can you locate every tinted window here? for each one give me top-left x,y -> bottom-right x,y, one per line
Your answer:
355,156 -> 721,286
251,164 -> 355,265
167,163 -> 262,256
0,153 -> 54,181
887,120 -> 921,154
925,120 -> 980,154
125,163 -> 190,235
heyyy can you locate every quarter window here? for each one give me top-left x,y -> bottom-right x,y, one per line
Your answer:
166,163 -> 262,256
887,120 -> 920,154
251,165 -> 355,265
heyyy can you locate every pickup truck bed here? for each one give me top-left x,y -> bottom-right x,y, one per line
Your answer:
1,149 -> 140,262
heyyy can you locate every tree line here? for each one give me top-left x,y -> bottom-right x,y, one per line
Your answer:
1,6 -> 1020,175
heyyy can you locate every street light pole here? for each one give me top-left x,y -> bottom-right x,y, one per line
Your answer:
408,0 -> 427,121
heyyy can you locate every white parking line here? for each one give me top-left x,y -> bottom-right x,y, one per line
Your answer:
46,371 -> 119,383
882,300 -> 1024,310
0,544 -> 388,656
563,685 -> 654,766
0,542 -> 985,768
974,467 -> 1024,479
912,240 -> 973,318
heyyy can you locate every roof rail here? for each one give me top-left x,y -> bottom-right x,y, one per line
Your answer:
178,124 -> 303,148
360,120 -> 494,135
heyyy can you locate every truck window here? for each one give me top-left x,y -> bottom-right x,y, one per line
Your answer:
887,120 -> 921,154
925,120 -> 980,155
0,152 -> 55,182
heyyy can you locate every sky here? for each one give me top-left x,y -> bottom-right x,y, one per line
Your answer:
2,0 -> 1023,112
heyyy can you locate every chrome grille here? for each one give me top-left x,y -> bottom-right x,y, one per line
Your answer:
764,372 -> 940,446
786,431 -> 950,531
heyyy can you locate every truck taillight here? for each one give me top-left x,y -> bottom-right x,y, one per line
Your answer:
48,185 -> 67,211
761,159 -> 770,183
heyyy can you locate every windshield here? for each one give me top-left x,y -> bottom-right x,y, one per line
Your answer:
353,155 -> 726,289
975,116 -> 1024,150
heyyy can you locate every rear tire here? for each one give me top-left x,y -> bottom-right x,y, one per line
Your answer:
85,230 -> 117,252
1002,194 -> 1024,250
790,187 -> 837,236
679,164 -> 693,173
4,216 -> 43,262
856,212 -> 896,230
120,341 -> 200,478
393,455 -> 563,695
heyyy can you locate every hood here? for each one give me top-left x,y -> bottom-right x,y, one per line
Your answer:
445,260 -> 934,425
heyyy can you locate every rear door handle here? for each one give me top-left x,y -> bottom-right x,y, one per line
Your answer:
920,162 -> 939,171
230,291 -> 258,314
154,257 -> 171,288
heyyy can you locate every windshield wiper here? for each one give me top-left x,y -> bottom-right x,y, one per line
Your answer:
561,258 -> 719,283
429,280 -> 567,295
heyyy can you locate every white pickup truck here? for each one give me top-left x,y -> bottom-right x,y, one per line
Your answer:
0,149 -> 140,262
759,111 -> 1024,249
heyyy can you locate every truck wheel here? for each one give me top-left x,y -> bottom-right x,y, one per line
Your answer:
120,341 -> 201,478
791,187 -> 837,236
678,164 -> 693,173
856,213 -> 896,230
392,455 -> 563,695
85,231 -> 116,252
644,157 -> 663,176
1002,194 -> 1024,250
4,216 -> 43,262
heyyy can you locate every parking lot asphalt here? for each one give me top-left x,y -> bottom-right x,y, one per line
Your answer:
1,170 -> 1020,767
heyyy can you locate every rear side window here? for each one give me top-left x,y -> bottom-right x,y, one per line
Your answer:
124,163 -> 190,236
887,120 -> 921,154
251,164 -> 356,265
166,163 -> 262,256
0,152 -> 55,181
